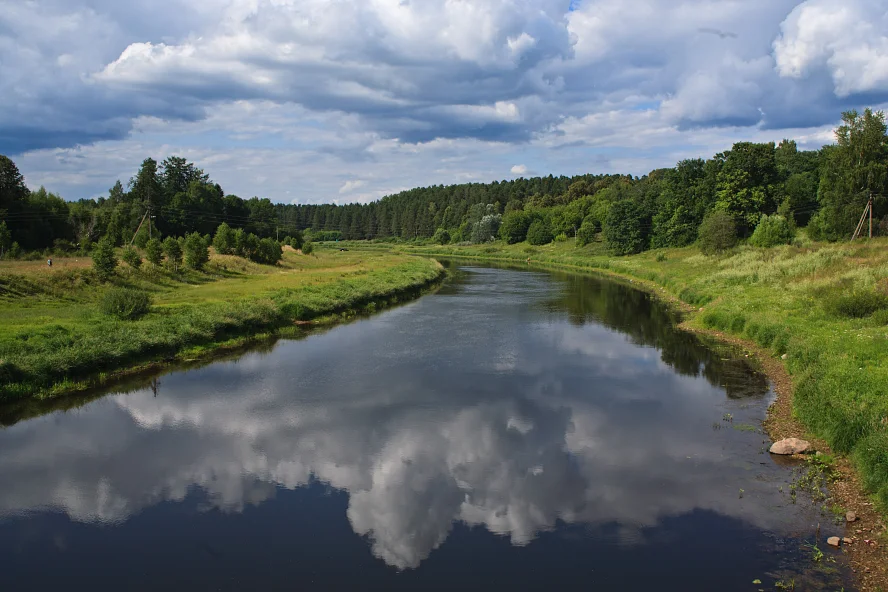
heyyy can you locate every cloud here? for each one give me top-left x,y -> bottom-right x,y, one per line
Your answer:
339,180 -> 367,194
774,0 -> 888,97
4,0 -> 888,202
511,164 -> 528,175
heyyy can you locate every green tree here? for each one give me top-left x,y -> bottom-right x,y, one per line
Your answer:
183,233 -> 209,270
212,222 -> 236,255
470,214 -> 501,243
301,240 -> 314,255
499,210 -> 533,244
698,210 -> 738,255
122,246 -> 142,269
816,109 -> 888,240
749,214 -> 795,247
604,200 -> 648,255
145,238 -> 164,266
92,236 -> 118,280
526,219 -> 554,245
251,238 -> 283,265
715,142 -> 782,233
163,236 -> 183,271
288,230 -> 304,250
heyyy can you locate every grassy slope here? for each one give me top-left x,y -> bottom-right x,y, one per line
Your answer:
0,247 -> 443,400
350,237 -> 888,511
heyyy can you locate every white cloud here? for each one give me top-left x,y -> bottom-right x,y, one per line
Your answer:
511,164 -> 528,175
339,179 -> 367,194
774,0 -> 888,97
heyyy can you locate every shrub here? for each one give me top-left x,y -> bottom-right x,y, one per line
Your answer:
749,214 -> 795,248
656,252 -> 667,262
554,232 -> 568,242
527,219 -> 553,246
432,227 -> 451,245
212,222 -> 236,255
100,288 -> 152,320
698,210 -> 738,255
184,232 -> 209,270
145,238 -> 164,266
91,236 -> 118,280
301,241 -> 314,255
823,289 -> 888,318
499,210 -> 533,244
121,246 -> 142,269
163,236 -> 183,271
251,238 -> 283,265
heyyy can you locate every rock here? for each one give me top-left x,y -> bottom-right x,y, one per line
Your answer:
843,538 -> 853,545
846,511 -> 858,523
769,438 -> 812,455
781,354 -> 788,360
827,537 -> 841,547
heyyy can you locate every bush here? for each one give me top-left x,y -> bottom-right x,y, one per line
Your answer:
91,236 -> 117,280
527,219 -> 553,246
698,210 -> 738,255
184,232 -> 209,270
749,214 -> 795,248
100,288 -> 152,320
145,238 -> 164,266
163,236 -> 183,271
121,246 -> 142,269
301,241 -> 314,255
823,289 -> 888,318
432,228 -> 451,245
251,238 -> 283,265
554,232 -> 568,242
212,222 -> 236,255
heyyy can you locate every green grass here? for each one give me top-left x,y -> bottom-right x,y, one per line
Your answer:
344,236 -> 888,515
0,247 -> 444,401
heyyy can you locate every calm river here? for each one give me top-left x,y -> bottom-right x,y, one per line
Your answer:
0,265 -> 852,590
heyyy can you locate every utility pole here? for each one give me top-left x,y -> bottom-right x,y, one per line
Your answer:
851,194 -> 874,241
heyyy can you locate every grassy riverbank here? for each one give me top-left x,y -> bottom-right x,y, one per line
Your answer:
349,238 -> 888,513
0,247 -> 444,401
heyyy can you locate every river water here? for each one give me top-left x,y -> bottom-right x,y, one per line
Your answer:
0,265 -> 852,591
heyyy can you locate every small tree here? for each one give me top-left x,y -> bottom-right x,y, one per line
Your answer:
301,241 -> 314,255
145,238 -> 164,266
749,214 -> 795,248
289,230 -> 304,251
184,232 -> 209,270
163,236 -> 183,271
527,219 -> 554,246
122,246 -> 142,269
499,210 -> 532,244
471,214 -> 502,243
92,236 -> 118,280
212,222 -> 236,255
698,210 -> 738,255
432,228 -> 451,245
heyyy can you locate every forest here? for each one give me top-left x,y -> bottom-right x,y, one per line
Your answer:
1,108 -> 886,258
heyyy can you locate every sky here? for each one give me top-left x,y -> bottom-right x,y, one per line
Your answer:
2,0 -> 888,204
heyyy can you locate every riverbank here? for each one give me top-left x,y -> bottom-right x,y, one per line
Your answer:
0,247 -> 444,402
345,238 -> 888,589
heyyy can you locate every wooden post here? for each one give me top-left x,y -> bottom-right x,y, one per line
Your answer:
869,196 -> 874,239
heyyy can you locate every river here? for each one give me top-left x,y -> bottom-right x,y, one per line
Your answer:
0,264 -> 852,590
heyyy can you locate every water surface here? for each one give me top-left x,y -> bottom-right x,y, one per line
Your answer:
0,266 -> 851,590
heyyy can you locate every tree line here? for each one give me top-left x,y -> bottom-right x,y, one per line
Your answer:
1,108 -> 886,259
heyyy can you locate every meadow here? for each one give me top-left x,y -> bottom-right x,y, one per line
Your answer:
348,237 -> 888,514
0,247 -> 444,401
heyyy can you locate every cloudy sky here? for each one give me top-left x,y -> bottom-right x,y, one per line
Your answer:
2,0 -> 887,204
